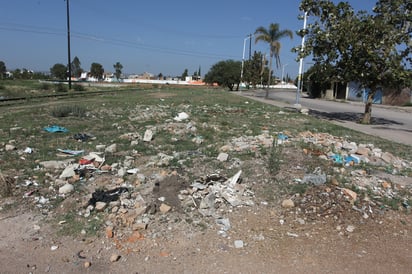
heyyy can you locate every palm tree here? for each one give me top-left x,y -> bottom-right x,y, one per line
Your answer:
255,23 -> 293,98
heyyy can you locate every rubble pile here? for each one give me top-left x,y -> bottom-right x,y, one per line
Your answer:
1,113 -> 411,246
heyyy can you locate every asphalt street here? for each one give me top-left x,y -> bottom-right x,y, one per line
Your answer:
237,89 -> 412,146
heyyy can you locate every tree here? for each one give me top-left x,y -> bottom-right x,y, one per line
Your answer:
90,63 -> 104,80
50,63 -> 67,80
0,61 -> 6,79
244,51 -> 269,88
297,0 -> 412,124
204,60 -> 242,91
181,68 -> 189,80
71,56 -> 83,78
113,62 -> 123,81
255,23 -> 293,98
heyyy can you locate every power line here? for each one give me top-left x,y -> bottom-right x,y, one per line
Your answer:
0,23 -> 239,60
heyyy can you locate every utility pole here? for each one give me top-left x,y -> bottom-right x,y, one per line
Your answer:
66,0 -> 72,89
295,11 -> 307,106
248,33 -> 252,60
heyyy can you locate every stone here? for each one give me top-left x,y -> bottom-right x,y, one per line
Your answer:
5,144 -> 16,151
105,144 -> 117,153
234,240 -> 244,248
84,261 -> 91,268
217,152 -> 229,162
58,183 -> 74,194
110,254 -> 121,262
59,164 -> 78,179
159,203 -> 171,213
381,152 -> 395,163
143,129 -> 153,142
302,173 -> 326,185
95,201 -> 107,211
106,226 -> 114,238
95,144 -> 106,151
356,147 -> 370,156
342,188 -> 357,201
346,225 -> 355,233
281,199 -> 295,208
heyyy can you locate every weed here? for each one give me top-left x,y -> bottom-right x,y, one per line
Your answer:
73,84 -> 85,91
288,183 -> 309,195
51,105 -> 86,118
56,83 -> 67,92
40,82 -> 52,90
268,139 -> 283,177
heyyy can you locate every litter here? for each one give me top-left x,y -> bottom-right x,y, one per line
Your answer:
43,125 -> 69,133
173,112 -> 189,122
73,133 -> 94,142
330,154 -> 343,164
57,149 -> 84,156
87,187 -> 129,207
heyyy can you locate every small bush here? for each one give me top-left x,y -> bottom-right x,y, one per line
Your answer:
73,84 -> 85,91
40,83 -> 52,90
268,139 -> 283,177
51,105 -> 86,118
56,83 -> 67,92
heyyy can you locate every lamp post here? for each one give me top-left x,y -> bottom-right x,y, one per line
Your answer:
281,63 -> 288,88
66,0 -> 72,89
240,34 -> 253,89
295,11 -> 308,106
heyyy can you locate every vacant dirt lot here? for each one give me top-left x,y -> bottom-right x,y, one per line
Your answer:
1,88 -> 411,273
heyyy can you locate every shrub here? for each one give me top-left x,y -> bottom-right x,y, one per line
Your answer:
73,84 -> 85,91
51,105 -> 86,118
56,83 -> 67,92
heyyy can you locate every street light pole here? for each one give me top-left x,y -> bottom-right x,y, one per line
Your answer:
66,0 -> 72,89
281,63 -> 288,88
240,34 -> 253,89
295,11 -> 308,106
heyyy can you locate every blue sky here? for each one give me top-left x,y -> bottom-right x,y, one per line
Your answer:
0,0 -> 376,78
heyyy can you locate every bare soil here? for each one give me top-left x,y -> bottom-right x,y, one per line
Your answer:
1,203 -> 411,274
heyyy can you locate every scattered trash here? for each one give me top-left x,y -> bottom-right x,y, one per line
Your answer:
24,147 -> 33,154
57,149 -> 84,156
173,112 -> 189,121
87,187 -> 129,207
43,125 -> 69,133
73,133 -> 94,142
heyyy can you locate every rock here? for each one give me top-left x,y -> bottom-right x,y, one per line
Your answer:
110,254 -> 121,262
346,225 -> 355,233
342,188 -> 357,201
381,152 -> 395,163
143,129 -> 153,142
59,164 -> 78,179
84,261 -> 91,268
281,199 -> 295,208
106,226 -> 114,238
5,144 -> 16,151
95,144 -> 106,151
40,159 -> 73,169
105,144 -> 117,153
95,201 -> 107,211
302,173 -> 326,185
356,147 -> 370,156
234,240 -> 244,248
58,183 -> 74,194
159,203 -> 171,213
217,152 -> 229,162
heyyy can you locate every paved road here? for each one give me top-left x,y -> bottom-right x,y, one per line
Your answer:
237,89 -> 412,146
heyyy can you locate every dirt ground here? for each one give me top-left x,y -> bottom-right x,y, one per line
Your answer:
1,189 -> 412,274
1,90 -> 411,274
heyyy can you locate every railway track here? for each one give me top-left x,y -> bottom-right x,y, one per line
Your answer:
0,89 -> 137,107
